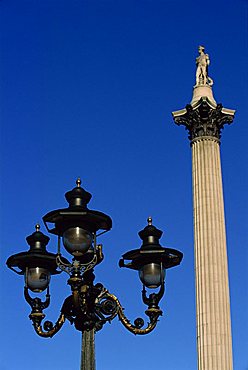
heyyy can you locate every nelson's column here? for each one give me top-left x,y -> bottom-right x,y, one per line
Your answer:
172,46 -> 235,370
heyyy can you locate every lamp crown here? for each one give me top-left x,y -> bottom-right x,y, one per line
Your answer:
138,217 -> 163,249
26,225 -> 50,252
65,178 -> 92,208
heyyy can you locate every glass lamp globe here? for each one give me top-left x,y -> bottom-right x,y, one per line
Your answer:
25,267 -> 51,292
139,262 -> 165,288
62,227 -> 93,257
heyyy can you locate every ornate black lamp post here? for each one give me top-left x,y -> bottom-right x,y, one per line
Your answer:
7,179 -> 183,370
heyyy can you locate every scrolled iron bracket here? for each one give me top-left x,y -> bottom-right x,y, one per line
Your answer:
23,273 -> 165,337
103,288 -> 163,335
24,287 -> 66,338
32,313 -> 66,338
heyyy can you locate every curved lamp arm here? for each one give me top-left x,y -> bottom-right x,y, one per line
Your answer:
32,313 -> 66,338
23,281 -> 164,337
104,291 -> 162,335
24,287 -> 66,338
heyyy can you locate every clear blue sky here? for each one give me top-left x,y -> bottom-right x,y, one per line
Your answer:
0,1 -> 247,369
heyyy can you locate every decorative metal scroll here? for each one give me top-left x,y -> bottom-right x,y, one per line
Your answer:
25,278 -> 164,337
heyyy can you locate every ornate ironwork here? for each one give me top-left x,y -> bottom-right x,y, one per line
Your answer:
113,283 -> 164,335
7,181 -> 183,358
56,253 -> 98,276
24,286 -> 66,337
25,266 -> 164,338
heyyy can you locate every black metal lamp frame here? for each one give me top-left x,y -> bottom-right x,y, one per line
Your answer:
6,180 -> 183,338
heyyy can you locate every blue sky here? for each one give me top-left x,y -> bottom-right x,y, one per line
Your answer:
0,1 -> 247,369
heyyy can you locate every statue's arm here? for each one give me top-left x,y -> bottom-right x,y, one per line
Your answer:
206,54 -> 210,66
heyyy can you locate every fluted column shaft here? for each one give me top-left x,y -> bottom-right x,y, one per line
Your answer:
192,137 -> 233,370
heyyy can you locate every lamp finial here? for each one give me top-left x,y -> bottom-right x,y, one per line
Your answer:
76,178 -> 81,187
147,217 -> 152,226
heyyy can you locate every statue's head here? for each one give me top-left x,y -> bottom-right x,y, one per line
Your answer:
198,45 -> 205,53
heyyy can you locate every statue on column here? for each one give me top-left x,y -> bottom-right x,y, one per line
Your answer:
196,46 -> 213,86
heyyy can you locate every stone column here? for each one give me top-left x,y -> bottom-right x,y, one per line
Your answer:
172,89 -> 235,370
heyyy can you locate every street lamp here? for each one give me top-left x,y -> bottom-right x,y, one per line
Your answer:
6,179 -> 183,369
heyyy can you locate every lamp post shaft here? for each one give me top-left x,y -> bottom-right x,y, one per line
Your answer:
81,330 -> 96,370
